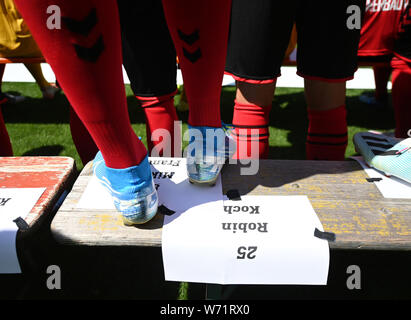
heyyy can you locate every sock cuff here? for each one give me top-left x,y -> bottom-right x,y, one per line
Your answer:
136,90 -> 177,108
234,99 -> 272,110
307,105 -> 346,118
233,99 -> 272,127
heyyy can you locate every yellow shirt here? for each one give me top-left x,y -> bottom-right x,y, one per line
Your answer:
0,0 -> 41,57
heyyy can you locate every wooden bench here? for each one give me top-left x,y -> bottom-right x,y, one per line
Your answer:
0,57 -> 45,64
0,157 -> 76,297
50,159 -> 411,298
52,159 -> 411,250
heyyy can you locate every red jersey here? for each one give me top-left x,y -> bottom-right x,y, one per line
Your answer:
394,2 -> 411,62
358,0 -> 409,57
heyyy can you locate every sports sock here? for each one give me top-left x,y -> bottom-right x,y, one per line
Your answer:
0,110 -> 12,156
69,106 -> 98,165
14,0 -> 147,169
391,57 -> 411,138
136,92 -> 180,157
373,65 -> 391,102
161,0 -> 231,128
231,100 -> 271,159
0,64 -> 6,103
306,105 -> 348,160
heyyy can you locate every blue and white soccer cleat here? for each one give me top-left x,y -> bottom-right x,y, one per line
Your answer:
186,124 -> 237,186
92,151 -> 158,225
354,132 -> 411,184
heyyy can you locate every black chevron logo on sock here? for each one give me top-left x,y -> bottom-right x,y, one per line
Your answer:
62,8 -> 98,36
183,47 -> 202,63
177,29 -> 200,45
73,35 -> 104,62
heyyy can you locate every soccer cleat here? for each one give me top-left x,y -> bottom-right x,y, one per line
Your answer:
186,124 -> 236,186
0,93 -> 26,105
92,151 -> 158,225
354,132 -> 411,184
42,85 -> 61,100
358,92 -> 388,109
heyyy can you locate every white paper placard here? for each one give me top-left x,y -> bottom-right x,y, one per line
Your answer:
76,158 -> 330,285
351,156 -> 411,199
163,193 -> 330,285
0,188 -> 46,273
76,174 -> 116,209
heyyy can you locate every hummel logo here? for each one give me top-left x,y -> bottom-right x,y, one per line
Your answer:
62,8 -> 104,62
183,47 -> 202,63
62,8 -> 97,36
73,35 -> 104,62
178,29 -> 202,63
177,29 -> 200,46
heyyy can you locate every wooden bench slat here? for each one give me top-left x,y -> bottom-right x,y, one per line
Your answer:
0,57 -> 45,64
51,160 -> 411,250
0,156 -> 76,227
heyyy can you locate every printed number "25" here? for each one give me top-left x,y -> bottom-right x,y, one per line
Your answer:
237,246 -> 257,259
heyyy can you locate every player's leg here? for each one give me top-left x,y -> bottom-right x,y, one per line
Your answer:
118,0 -> 180,157
24,63 -> 60,99
297,0 -> 364,160
233,82 -> 275,159
391,56 -> 411,138
69,106 -> 98,165
14,0 -> 157,224
0,64 -> 5,102
358,62 -> 392,108
0,110 -> 13,156
0,65 -> 13,156
226,0 -> 296,160
304,80 -> 349,160
162,0 -> 234,185
391,3 -> 411,138
373,64 -> 391,103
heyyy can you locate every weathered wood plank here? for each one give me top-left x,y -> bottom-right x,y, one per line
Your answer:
0,157 -> 76,226
51,160 -> 411,250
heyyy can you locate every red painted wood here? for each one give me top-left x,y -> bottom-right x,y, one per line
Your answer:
0,157 -> 76,225
0,57 -> 45,64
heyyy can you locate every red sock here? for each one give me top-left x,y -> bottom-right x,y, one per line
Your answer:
373,65 -> 391,102
231,100 -> 271,159
306,105 -> 348,161
14,0 -> 146,169
0,110 -> 13,156
69,106 -> 98,165
136,92 -> 180,157
391,57 -> 411,139
161,0 -> 231,127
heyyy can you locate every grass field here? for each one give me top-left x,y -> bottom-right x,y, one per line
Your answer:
0,82 -> 396,299
2,81 -> 396,170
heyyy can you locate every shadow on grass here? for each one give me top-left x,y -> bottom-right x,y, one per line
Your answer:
22,145 -> 64,156
2,85 -> 395,163
1,89 -> 148,125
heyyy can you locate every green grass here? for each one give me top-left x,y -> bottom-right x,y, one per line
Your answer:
0,82 -> 396,300
2,82 -> 395,169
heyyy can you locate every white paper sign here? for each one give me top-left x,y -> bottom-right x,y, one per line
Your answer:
77,158 -> 330,285
163,193 -> 330,285
0,188 -> 46,273
351,156 -> 411,199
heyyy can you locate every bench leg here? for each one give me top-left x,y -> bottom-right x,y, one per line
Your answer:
205,284 -> 223,300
